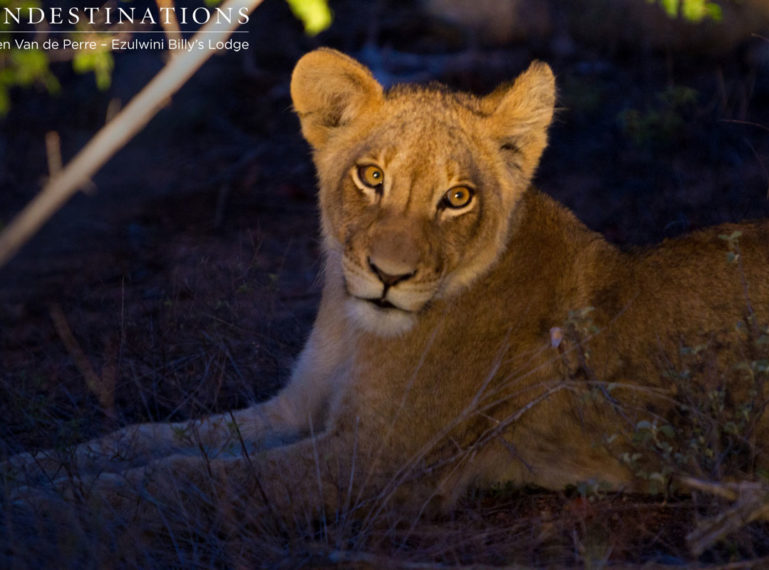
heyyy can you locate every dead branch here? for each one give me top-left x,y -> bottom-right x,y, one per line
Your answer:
681,476 -> 769,556
154,0 -> 182,42
0,0 -> 264,268
49,303 -> 116,419
44,131 -> 62,177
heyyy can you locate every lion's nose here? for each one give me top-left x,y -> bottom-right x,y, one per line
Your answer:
367,258 -> 416,287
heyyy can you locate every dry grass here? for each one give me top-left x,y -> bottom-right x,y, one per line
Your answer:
2,269 -> 769,568
1,179 -> 768,568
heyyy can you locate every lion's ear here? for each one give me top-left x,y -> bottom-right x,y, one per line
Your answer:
485,61 -> 555,181
290,48 -> 383,149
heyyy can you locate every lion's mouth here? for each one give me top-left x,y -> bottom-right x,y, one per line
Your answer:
365,297 -> 398,310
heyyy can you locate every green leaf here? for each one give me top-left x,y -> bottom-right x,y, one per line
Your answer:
0,84 -> 9,115
652,0 -> 723,22
10,49 -> 48,85
44,71 -> 60,94
682,0 -> 705,21
681,0 -> 722,22
660,0 -> 679,18
705,3 -> 723,21
72,49 -> 114,90
0,0 -> 40,9
658,424 -> 675,439
286,0 -> 332,36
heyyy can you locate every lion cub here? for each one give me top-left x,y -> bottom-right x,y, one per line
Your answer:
6,49 -> 769,521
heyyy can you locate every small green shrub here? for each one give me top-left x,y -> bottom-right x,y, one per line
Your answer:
648,0 -> 723,23
0,0 -> 332,114
619,86 -> 699,147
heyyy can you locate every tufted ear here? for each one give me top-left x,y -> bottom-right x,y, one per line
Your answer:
290,48 -> 384,149
485,61 -> 556,181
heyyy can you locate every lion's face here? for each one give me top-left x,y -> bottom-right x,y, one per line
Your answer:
324,99 -> 520,336
291,50 -> 555,336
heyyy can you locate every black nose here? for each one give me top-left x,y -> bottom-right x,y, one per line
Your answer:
368,258 -> 415,287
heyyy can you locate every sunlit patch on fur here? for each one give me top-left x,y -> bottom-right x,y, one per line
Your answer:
345,297 -> 417,336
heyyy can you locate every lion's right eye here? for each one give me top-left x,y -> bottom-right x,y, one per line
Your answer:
442,186 -> 474,209
357,165 -> 384,189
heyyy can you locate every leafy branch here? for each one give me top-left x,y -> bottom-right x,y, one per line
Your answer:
0,0 -> 265,266
0,0 -> 331,267
647,0 -> 724,22
0,0 -> 331,114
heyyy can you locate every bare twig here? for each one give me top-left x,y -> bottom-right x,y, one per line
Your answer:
44,131 -> 62,177
327,548 -> 533,569
154,0 -> 182,43
0,0 -> 264,268
680,476 -> 743,500
50,303 -> 116,419
704,556 -> 769,570
105,98 -> 121,123
681,477 -> 769,556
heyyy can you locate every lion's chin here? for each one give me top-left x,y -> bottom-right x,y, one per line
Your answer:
345,297 -> 417,337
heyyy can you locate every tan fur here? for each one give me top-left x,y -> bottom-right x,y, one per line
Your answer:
6,49 -> 769,522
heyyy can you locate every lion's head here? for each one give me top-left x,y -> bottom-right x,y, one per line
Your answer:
291,49 -> 555,336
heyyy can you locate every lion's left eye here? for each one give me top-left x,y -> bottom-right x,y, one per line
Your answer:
357,165 -> 385,189
442,186 -> 474,209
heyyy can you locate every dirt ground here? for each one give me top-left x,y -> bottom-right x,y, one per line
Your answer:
2,0 -> 769,567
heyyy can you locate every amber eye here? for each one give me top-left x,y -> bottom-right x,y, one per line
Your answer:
443,186 -> 474,209
357,165 -> 384,189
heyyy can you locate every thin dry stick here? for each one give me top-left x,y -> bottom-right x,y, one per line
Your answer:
155,0 -> 182,41
49,303 -> 115,418
44,131 -> 62,177
0,0 -> 264,268
682,477 -> 769,556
